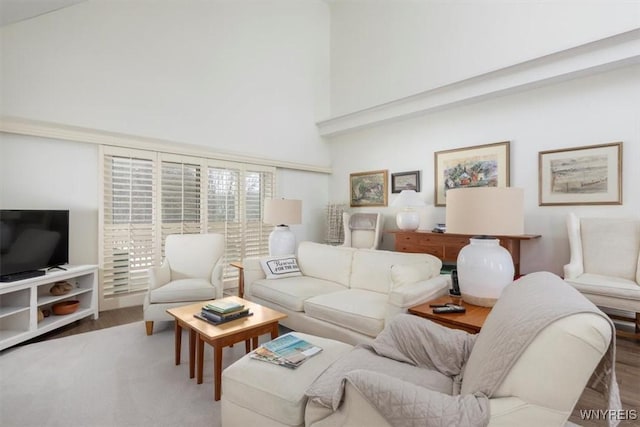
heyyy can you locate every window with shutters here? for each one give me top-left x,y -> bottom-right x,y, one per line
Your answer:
100,147 -> 275,307
101,148 -> 157,301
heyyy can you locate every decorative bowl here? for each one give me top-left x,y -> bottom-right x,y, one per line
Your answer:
52,300 -> 80,315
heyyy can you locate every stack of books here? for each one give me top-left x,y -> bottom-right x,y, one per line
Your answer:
250,334 -> 322,369
194,300 -> 252,325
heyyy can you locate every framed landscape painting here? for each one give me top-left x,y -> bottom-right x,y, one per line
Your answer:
434,141 -> 510,206
350,170 -> 388,207
538,142 -> 622,206
391,170 -> 421,193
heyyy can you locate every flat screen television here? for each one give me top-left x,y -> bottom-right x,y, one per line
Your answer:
0,210 -> 69,282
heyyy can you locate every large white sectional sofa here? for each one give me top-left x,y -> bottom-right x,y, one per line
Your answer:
243,241 -> 450,345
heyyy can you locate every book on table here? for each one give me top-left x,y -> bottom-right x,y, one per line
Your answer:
203,300 -> 245,314
194,308 -> 252,325
250,333 -> 322,369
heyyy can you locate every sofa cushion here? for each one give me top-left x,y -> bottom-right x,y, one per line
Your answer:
391,261 -> 442,288
350,249 -> 442,294
304,289 -> 388,337
297,242 -> 356,287
148,278 -> 215,303
259,255 -> 302,279
581,218 -> 640,282
251,276 -> 347,312
565,274 -> 640,301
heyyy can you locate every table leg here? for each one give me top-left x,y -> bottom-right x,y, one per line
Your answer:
174,322 -> 182,366
197,336 -> 204,384
214,344 -> 223,401
189,329 -> 196,379
252,336 -> 258,350
270,324 -> 279,340
245,339 -> 251,353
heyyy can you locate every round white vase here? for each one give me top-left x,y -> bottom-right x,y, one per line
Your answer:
268,225 -> 296,256
456,237 -> 514,307
396,209 -> 420,231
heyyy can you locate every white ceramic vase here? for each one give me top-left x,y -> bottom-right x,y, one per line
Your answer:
456,237 -> 514,307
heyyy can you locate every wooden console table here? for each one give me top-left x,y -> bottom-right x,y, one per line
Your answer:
387,230 -> 540,276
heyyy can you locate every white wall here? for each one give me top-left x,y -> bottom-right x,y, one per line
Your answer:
0,134 -> 99,266
0,0 -> 332,260
327,64 -> 640,276
0,0 -> 331,168
330,0 -> 640,116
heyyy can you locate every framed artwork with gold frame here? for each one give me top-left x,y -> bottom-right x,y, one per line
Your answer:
350,170 -> 388,207
538,142 -> 622,206
434,141 -> 510,206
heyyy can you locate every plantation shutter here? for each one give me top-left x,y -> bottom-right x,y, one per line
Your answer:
101,148 -> 157,301
101,147 -> 275,306
206,165 -> 274,278
160,158 -> 204,253
244,169 -> 274,258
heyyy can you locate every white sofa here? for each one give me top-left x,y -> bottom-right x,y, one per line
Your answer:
243,241 -> 450,345
222,272 -> 616,427
564,213 -> 640,338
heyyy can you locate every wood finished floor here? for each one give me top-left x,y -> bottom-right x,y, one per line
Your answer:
25,307 -> 640,426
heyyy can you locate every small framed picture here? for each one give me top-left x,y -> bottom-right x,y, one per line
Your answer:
391,170 -> 421,193
538,142 -> 622,206
350,170 -> 388,207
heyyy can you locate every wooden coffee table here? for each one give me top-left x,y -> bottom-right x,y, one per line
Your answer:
408,295 -> 491,334
167,296 -> 287,401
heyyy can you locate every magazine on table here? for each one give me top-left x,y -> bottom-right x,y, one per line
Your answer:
250,333 -> 322,369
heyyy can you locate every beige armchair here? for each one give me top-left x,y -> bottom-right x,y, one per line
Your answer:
342,212 -> 383,249
143,233 -> 225,335
564,212 -> 640,339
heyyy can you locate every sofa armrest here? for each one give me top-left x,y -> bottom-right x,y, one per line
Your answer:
386,275 -> 450,320
564,213 -> 584,279
148,260 -> 170,290
242,257 -> 266,298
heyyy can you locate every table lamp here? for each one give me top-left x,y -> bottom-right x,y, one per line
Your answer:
264,198 -> 302,256
445,187 -> 524,307
391,190 -> 426,231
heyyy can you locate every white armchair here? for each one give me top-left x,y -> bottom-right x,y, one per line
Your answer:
342,212 -> 383,249
143,233 -> 225,335
564,212 -> 640,339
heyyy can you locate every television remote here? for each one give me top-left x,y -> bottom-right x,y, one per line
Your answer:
433,305 -> 466,314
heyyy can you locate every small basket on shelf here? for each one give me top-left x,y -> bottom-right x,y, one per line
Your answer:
52,300 -> 80,315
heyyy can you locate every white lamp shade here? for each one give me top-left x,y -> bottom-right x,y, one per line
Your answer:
264,199 -> 302,225
391,190 -> 426,208
445,187 -> 524,236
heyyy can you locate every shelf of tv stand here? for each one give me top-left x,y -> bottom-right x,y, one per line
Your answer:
387,230 -> 541,276
0,265 -> 98,351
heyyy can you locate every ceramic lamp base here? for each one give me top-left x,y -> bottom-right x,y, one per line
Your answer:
268,225 -> 296,256
396,209 -> 420,231
456,237 -> 514,307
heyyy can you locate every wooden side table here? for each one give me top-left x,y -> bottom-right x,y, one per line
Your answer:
230,261 -> 244,297
408,295 -> 491,334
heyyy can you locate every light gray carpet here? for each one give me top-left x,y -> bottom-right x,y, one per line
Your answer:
0,321 -> 259,427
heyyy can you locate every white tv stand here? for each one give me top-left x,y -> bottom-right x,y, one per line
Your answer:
0,265 -> 98,351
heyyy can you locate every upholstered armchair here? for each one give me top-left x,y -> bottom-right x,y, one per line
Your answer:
342,212 -> 383,249
564,212 -> 640,339
143,233 -> 225,335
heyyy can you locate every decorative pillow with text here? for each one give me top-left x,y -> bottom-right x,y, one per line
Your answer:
260,256 -> 303,279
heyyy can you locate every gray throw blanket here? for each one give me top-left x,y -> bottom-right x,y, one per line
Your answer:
305,271 -> 621,427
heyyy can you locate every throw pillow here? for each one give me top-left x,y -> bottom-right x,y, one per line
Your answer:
260,255 -> 303,279
391,262 -> 439,287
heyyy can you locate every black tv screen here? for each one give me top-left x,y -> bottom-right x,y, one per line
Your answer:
0,210 -> 69,280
